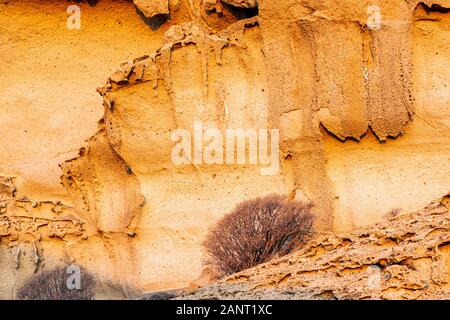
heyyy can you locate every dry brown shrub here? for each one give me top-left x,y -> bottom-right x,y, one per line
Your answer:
17,265 -> 96,300
386,208 -> 401,218
203,194 -> 314,277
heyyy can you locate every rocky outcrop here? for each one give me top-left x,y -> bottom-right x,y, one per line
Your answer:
221,0 -> 258,9
60,125 -> 145,235
0,0 -> 449,298
182,194 -> 450,300
133,0 -> 169,18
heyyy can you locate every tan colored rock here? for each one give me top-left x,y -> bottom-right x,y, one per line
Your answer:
222,0 -> 257,9
133,0 -> 169,18
0,0 -> 449,299
182,194 -> 450,299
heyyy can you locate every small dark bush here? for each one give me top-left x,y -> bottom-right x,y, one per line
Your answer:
17,265 -> 96,300
386,208 -> 401,218
203,194 -> 314,277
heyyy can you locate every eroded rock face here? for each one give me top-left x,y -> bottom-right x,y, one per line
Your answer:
133,0 -> 169,18
60,125 -> 145,235
0,0 -> 449,298
182,194 -> 450,300
221,0 -> 258,9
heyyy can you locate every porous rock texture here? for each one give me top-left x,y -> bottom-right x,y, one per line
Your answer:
182,194 -> 450,300
0,0 -> 449,298
133,0 -> 169,19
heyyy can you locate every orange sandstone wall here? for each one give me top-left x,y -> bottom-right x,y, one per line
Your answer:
0,0 -> 449,298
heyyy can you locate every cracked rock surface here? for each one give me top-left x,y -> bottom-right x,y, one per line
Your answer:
182,194 -> 450,300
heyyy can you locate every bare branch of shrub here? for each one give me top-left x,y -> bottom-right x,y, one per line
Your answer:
17,265 -> 96,300
203,194 -> 314,277
385,208 -> 401,218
